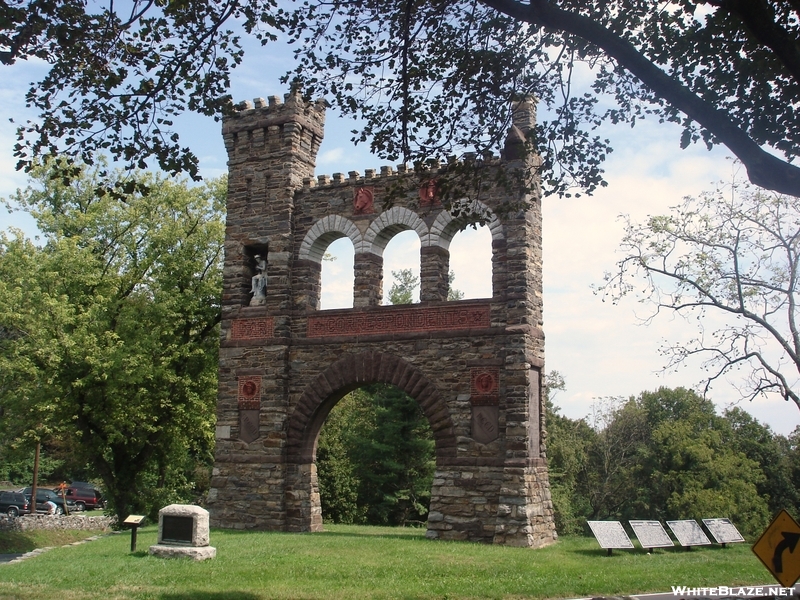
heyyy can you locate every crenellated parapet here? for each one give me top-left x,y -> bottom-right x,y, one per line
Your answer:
222,90 -> 326,174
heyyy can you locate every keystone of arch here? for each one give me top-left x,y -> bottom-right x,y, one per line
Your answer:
299,215 -> 363,263
428,199 -> 503,250
285,351 -> 458,464
362,206 -> 428,256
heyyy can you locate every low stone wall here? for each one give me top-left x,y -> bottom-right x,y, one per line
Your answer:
0,514 -> 115,532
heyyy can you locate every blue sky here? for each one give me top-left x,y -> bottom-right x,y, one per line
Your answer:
2,33 -> 798,436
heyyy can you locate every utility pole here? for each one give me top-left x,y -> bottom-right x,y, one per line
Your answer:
30,441 -> 40,515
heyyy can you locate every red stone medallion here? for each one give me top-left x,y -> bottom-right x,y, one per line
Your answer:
470,367 -> 499,397
237,376 -> 262,410
419,179 -> 438,206
353,186 -> 375,214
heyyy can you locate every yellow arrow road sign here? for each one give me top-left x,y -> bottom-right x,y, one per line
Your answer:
753,510 -> 800,588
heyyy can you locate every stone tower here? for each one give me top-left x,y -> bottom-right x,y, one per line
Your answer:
208,89 -> 556,547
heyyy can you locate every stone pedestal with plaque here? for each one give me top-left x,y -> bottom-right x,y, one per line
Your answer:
149,504 -> 216,560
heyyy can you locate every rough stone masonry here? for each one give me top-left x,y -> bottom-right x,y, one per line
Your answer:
207,89 -> 556,547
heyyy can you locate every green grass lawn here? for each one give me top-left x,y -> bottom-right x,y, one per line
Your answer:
0,525 -> 773,600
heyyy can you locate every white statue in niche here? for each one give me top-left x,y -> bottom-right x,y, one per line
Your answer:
250,254 -> 267,306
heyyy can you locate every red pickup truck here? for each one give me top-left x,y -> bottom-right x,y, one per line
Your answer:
52,486 -> 105,511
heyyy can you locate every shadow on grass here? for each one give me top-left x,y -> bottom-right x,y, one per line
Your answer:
313,529 -> 426,541
215,527 -> 426,542
0,532 -> 39,554
570,545 -> 729,558
161,593 -> 260,600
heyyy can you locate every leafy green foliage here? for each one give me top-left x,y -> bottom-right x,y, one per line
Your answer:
0,161 -> 224,521
316,385 -> 435,526
634,389 -> 769,536
2,1 -> 280,187
5,1 -> 800,196
283,0 -> 800,196
387,269 -> 419,305
387,268 -> 463,304
547,383 -> 783,537
0,445 -> 62,485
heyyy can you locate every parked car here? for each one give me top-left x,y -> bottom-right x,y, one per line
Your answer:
69,482 -> 106,509
0,491 -> 30,517
21,487 -> 77,514
53,486 -> 104,511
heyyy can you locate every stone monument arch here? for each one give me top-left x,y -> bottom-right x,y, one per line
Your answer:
208,89 -> 556,547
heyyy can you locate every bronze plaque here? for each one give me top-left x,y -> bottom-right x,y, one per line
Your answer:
239,409 -> 260,443
471,405 -> 499,444
162,515 -> 193,544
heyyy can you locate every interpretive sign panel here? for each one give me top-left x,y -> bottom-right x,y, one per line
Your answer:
630,520 -> 674,548
587,521 -> 634,549
703,518 -> 745,544
667,520 -> 712,546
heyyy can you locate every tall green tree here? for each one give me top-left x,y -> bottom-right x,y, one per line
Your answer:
632,388 -> 769,536
0,162 -> 224,521
387,269 -> 419,305
387,268 -> 463,304
3,2 -> 799,196
315,391 -> 371,524
316,385 -> 435,526
547,384 -> 774,537
544,372 -> 595,534
724,407 -> 800,518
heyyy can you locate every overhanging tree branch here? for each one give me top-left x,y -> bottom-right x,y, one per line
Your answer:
481,0 -> 800,196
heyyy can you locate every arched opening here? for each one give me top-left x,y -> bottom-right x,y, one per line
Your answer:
448,224 -> 493,300
283,352 -> 458,534
316,384 -> 434,526
320,237 -> 355,309
382,230 -> 421,305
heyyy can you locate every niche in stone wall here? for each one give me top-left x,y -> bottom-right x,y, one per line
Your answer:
243,244 -> 269,307
528,368 -> 541,459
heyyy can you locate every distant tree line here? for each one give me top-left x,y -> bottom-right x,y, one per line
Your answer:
546,377 -> 800,537
318,375 -> 798,538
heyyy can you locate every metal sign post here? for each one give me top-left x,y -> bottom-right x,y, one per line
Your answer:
123,515 -> 146,552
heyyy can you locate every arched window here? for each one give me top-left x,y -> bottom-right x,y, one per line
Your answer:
320,237 -> 355,309
448,224 -> 493,300
382,230 -> 421,305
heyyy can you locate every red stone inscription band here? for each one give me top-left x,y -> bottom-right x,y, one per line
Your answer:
231,317 -> 274,340
307,304 -> 490,338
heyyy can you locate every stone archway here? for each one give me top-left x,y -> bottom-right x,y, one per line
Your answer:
284,351 -> 457,533
209,90 -> 555,547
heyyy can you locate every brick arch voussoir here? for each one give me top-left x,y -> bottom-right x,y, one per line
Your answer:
429,200 -> 503,250
286,352 -> 457,463
299,214 -> 363,263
